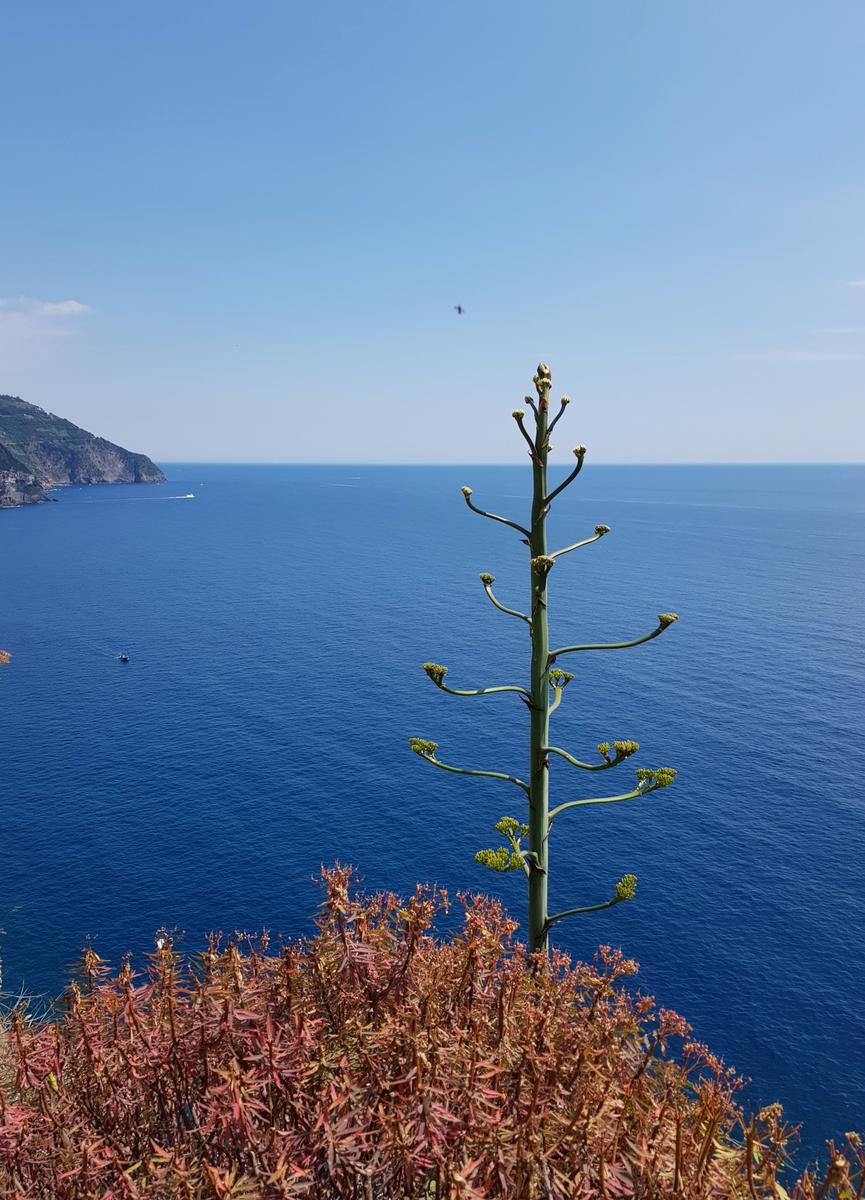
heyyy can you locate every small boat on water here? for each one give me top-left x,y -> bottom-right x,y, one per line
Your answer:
118,653 -> 129,663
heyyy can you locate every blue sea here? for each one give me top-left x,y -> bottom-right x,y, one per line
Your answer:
1,463 -> 863,1162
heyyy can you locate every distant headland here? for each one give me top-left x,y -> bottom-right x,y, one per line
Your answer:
0,394 -> 164,508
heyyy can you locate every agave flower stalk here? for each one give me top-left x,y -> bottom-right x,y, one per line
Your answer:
409,364 -> 679,955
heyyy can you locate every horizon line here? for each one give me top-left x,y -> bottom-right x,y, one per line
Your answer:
152,459 -> 865,467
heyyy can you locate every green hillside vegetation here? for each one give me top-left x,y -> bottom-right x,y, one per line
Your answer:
0,394 -> 164,507
0,441 -> 32,473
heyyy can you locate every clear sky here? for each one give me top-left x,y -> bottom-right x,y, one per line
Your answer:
2,2 -> 864,463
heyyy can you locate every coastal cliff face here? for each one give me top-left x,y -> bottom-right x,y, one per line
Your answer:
0,395 -> 164,507
0,442 -> 48,507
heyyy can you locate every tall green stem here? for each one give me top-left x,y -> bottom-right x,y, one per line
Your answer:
528,382 -> 551,954
412,363 -> 679,957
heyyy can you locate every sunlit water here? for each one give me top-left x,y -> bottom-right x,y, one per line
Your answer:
1,463 -> 863,1161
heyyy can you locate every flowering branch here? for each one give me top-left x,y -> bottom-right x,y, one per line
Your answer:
544,740 -> 640,772
549,613 -> 679,662
479,574 -> 531,628
548,768 -> 677,823
545,395 -> 570,439
550,524 -> 610,561
547,668 -> 574,715
475,816 -> 531,878
544,445 -> 587,506
460,486 -> 530,539
421,662 -> 530,700
409,738 -> 530,795
545,875 -> 638,929
512,410 -> 539,461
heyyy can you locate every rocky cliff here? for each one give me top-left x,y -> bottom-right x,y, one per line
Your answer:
0,441 -> 48,507
0,395 -> 165,507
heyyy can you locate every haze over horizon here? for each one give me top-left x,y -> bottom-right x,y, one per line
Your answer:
3,2 -> 865,464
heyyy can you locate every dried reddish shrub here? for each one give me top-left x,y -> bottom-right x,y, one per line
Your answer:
0,869 -> 860,1198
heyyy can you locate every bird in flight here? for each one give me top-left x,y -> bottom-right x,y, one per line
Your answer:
454,304 -> 465,315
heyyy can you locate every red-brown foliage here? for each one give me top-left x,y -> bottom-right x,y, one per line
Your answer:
0,869 -> 860,1198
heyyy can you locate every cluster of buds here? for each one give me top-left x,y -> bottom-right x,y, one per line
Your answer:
422,662 -> 448,687
532,362 -> 552,395
573,444 -> 587,458
615,874 -> 638,901
530,554 -> 555,575
475,847 -> 525,873
479,572 -> 496,587
635,767 -> 678,789
598,739 -> 640,762
495,816 -> 529,839
594,524 -> 610,536
408,738 -> 438,759
475,816 -> 530,873
657,613 -> 679,628
548,668 -> 574,690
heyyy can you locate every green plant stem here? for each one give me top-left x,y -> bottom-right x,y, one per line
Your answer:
549,786 -> 648,822
544,745 -> 621,771
550,531 -> 605,560
528,396 -> 551,955
437,682 -> 531,699
482,582 -> 531,627
423,752 -> 530,795
416,366 -> 680,954
514,413 -> 538,459
549,622 -> 672,661
545,894 -> 628,928
503,831 -> 531,878
544,456 -> 585,506
545,398 -> 569,437
462,492 -> 530,538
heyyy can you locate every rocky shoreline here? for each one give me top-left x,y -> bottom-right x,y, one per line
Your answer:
0,394 -> 164,508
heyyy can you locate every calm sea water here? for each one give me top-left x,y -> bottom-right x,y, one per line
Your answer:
1,464 -> 863,1160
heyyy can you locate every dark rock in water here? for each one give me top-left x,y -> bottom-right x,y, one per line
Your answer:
0,395 -> 165,508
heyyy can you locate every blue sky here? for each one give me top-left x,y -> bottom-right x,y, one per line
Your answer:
2,2 -> 864,462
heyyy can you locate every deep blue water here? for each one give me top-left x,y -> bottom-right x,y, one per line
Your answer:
1,463 -> 863,1162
